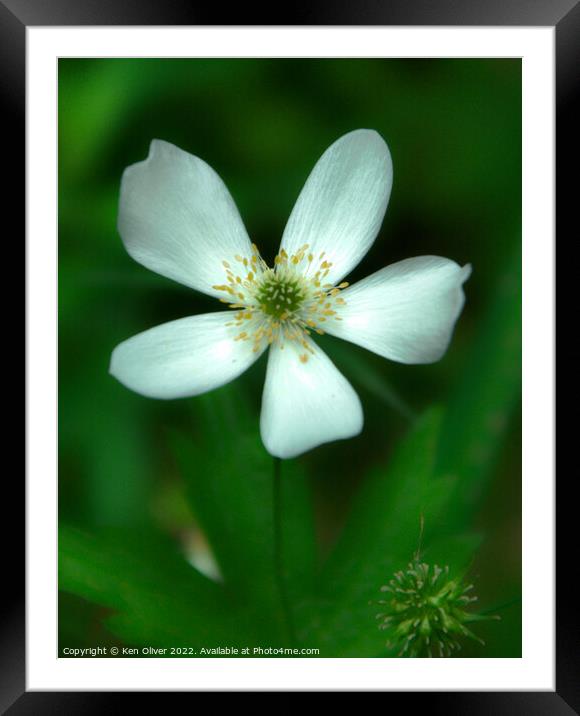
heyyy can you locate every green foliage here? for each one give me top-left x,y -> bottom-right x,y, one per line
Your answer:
436,242 -> 522,532
297,410 -> 484,656
58,58 -> 521,657
59,525 -> 254,649
169,385 -> 317,640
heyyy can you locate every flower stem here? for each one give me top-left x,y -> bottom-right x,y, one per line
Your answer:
273,457 -> 297,646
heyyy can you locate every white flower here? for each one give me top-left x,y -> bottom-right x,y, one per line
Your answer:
110,130 -> 471,459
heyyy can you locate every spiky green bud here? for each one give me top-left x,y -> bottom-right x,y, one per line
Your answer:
374,560 -> 498,657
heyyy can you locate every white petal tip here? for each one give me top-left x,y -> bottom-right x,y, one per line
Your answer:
109,313 -> 263,401
146,138 -> 183,161
116,138 -> 252,296
260,341 -> 364,459
119,139 -> 180,187
338,128 -> 392,163
280,127 -> 393,286
323,255 -> 472,366
263,415 -> 364,460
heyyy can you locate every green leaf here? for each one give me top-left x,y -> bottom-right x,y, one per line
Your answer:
59,525 -> 255,649
420,532 -> 484,574
435,242 -> 522,530
305,408 -> 450,656
169,382 -> 317,642
58,345 -> 154,528
303,246 -> 521,656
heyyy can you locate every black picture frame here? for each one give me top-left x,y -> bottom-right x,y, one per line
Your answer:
9,0 -> 573,708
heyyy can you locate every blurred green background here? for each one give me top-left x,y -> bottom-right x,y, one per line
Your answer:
58,59 -> 521,658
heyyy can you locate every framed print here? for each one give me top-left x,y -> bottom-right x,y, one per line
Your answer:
9,0 -> 574,707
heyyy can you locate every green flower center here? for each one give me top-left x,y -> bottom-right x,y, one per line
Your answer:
256,273 -> 305,320
212,243 -> 349,358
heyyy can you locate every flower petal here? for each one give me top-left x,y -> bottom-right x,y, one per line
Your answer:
280,129 -> 392,285
260,338 -> 363,459
324,257 -> 471,364
110,311 -> 265,399
118,140 -> 253,298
